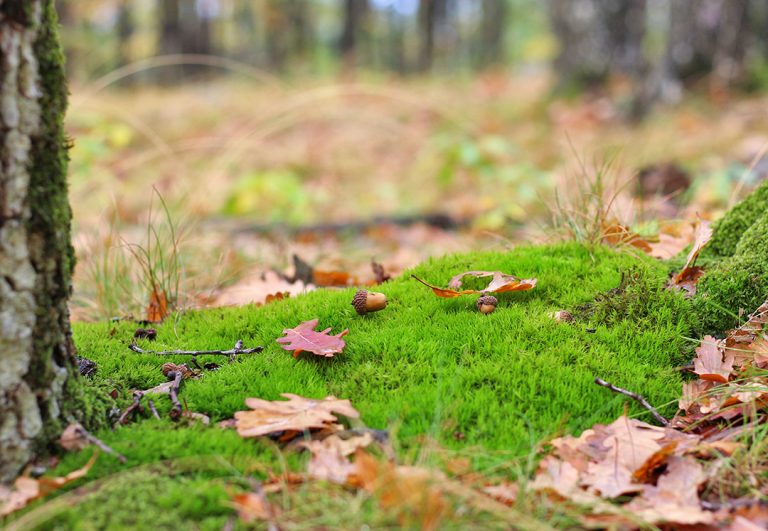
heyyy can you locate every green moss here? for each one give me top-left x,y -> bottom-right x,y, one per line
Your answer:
706,179 -> 768,258
694,210 -> 768,334
5,243 -> 692,528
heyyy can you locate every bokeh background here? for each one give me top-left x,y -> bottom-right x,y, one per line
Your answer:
60,0 -> 768,320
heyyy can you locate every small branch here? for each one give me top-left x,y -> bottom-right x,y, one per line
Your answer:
147,399 -> 161,420
75,426 -> 126,463
129,340 -> 263,358
168,371 -> 183,421
594,377 -> 669,427
117,391 -> 144,425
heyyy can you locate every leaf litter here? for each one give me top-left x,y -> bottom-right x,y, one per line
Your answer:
276,319 -> 348,358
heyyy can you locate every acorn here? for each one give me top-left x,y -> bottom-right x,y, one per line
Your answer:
476,294 -> 498,314
352,289 -> 387,315
552,310 -> 574,323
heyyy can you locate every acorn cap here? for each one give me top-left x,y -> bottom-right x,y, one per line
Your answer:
476,294 -> 498,309
352,289 -> 369,315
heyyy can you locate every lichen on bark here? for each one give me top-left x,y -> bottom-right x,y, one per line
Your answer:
0,0 -> 106,483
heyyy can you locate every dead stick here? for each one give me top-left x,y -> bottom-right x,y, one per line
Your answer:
129,340 -> 263,357
117,391 -> 144,425
147,399 -> 161,420
594,377 -> 669,427
168,371 -> 183,421
75,426 -> 127,463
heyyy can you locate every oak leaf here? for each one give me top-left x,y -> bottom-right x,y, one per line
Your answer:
276,319 -> 349,358
298,433 -> 374,484
234,393 -> 359,438
412,272 -> 536,298
625,456 -> 713,525
693,336 -> 734,383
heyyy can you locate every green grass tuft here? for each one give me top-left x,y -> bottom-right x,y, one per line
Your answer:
9,242 -> 692,528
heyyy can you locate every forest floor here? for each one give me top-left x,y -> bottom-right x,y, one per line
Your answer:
64,74 -> 768,322
4,77 -> 768,528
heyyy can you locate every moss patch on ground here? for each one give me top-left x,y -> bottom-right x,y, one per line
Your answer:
7,242 -> 693,529
695,184 -> 768,335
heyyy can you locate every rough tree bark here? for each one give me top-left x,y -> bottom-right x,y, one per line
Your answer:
0,0 -> 80,482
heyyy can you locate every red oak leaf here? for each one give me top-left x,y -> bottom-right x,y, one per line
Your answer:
276,319 -> 348,358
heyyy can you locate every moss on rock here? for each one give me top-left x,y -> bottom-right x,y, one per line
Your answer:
694,208 -> 768,335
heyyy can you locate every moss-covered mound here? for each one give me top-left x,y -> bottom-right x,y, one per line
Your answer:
706,179 -> 768,258
695,182 -> 768,334
9,243 -> 692,529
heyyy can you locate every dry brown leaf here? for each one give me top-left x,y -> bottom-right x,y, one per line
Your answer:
351,450 -> 449,531
632,442 -> 679,484
235,393 -> 359,439
0,451 -> 98,517
146,286 -> 169,323
230,488 -> 280,524
601,223 -> 653,253
298,433 -> 374,484
481,483 -> 519,506
625,456 -> 713,525
412,272 -> 536,298
679,379 -> 716,413
276,319 -> 349,359
59,422 -> 89,452
669,218 -> 712,294
313,270 -> 356,287
694,336 -> 735,383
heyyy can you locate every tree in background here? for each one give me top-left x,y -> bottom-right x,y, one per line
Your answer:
0,0 -> 84,482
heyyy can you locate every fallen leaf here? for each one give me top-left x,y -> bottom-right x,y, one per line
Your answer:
351,450 -> 450,531
371,260 -> 391,284
59,422 -> 89,452
298,433 -> 374,484
669,218 -> 712,294
412,273 -> 536,298
235,393 -> 359,438
632,442 -> 679,484
694,336 -> 734,383
146,286 -> 169,323
0,451 -> 99,516
276,319 -> 349,358
230,483 -> 280,524
679,379 -> 716,413
481,483 -> 519,505
601,223 -> 653,253
313,270 -> 356,287
625,456 -> 713,525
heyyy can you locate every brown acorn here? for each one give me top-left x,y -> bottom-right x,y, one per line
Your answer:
352,289 -> 387,315
476,294 -> 498,314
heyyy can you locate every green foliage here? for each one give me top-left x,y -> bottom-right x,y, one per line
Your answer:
578,266 -> 693,333
11,243 -> 692,527
222,169 -> 311,224
694,209 -> 768,335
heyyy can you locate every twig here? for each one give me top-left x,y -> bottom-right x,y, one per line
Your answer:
116,391 -> 144,425
594,377 -> 669,426
147,399 -> 161,420
74,426 -> 127,463
129,340 -> 263,359
168,371 -> 183,420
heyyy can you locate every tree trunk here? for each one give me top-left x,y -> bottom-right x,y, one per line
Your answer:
339,0 -> 369,70
478,0 -> 507,69
548,0 -> 647,90
0,0 -> 79,483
